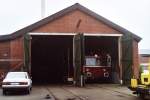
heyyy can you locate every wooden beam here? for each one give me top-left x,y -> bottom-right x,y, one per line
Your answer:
118,36 -> 123,84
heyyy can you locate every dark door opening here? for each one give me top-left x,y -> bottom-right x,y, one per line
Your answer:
31,35 -> 73,84
30,34 -> 119,84
84,36 -> 119,83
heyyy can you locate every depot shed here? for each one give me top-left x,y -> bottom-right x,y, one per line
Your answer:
0,3 -> 141,85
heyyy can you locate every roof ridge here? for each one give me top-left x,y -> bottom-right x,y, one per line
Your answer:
0,3 -> 141,42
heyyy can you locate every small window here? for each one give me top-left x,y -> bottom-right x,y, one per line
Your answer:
85,57 -> 100,66
144,78 -> 148,82
86,57 -> 96,66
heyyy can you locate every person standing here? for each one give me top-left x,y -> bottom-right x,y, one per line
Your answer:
106,54 -> 111,67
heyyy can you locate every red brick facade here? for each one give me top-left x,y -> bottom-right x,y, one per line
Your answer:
10,37 -> 24,70
0,41 -> 10,70
0,8 -> 140,82
32,10 -> 120,34
132,40 -> 140,78
140,56 -> 150,64
0,37 -> 24,72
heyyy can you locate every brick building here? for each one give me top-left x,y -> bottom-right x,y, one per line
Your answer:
139,49 -> 150,70
0,3 -> 141,85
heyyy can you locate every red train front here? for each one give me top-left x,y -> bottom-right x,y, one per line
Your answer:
84,54 -> 111,82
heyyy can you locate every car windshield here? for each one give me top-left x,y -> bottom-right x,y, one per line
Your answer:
6,72 -> 26,79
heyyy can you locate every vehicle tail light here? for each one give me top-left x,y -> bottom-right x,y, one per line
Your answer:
19,82 -> 28,85
103,69 -> 106,72
83,67 -> 85,72
86,68 -> 90,72
2,82 -> 10,85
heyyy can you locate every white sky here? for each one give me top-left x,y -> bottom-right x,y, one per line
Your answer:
0,0 -> 150,49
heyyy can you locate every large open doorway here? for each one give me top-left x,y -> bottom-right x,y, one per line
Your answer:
31,35 -> 73,84
84,36 -> 119,83
29,33 -> 121,84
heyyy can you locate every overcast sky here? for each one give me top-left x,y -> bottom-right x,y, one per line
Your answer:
0,0 -> 150,49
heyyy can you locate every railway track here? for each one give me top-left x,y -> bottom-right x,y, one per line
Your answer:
43,84 -> 133,100
45,85 -> 88,100
87,84 -> 134,97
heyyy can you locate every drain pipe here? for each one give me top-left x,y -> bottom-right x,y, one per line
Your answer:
81,75 -> 83,87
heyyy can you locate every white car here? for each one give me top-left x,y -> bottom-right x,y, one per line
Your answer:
2,72 -> 32,95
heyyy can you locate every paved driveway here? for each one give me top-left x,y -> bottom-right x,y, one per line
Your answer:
0,84 -> 142,100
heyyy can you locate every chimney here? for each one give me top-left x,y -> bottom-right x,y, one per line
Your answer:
41,0 -> 45,18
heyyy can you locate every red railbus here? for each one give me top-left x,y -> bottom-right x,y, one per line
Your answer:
84,55 -> 111,82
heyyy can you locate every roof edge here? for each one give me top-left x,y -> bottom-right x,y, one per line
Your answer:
0,3 -> 142,42
74,3 -> 142,42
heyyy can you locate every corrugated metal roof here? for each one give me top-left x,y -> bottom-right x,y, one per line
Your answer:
139,49 -> 150,55
0,3 -> 141,42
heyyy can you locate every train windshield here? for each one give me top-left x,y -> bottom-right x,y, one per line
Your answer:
85,57 -> 100,66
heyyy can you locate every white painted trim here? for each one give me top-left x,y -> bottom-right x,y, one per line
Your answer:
29,33 -> 75,36
0,59 -> 23,62
84,33 -> 122,37
83,66 -> 111,67
28,32 -> 122,37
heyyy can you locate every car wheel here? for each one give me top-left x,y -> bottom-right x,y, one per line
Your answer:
26,88 -> 30,94
30,87 -> 32,91
2,89 -> 6,95
139,93 -> 145,99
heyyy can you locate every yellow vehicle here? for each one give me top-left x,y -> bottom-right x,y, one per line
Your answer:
129,63 -> 150,99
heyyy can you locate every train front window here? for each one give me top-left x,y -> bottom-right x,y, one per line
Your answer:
85,57 -> 100,66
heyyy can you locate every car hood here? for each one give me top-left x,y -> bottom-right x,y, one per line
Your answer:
3,78 -> 29,82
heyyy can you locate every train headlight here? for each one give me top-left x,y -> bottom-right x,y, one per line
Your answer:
87,72 -> 92,77
103,69 -> 106,72
104,72 -> 109,77
86,68 -> 90,72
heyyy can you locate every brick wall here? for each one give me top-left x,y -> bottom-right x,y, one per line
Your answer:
32,10 -> 120,34
0,41 -> 10,70
0,9 -> 140,80
0,37 -> 24,72
140,56 -> 150,64
10,37 -> 24,70
132,40 -> 139,78
32,10 -> 140,79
